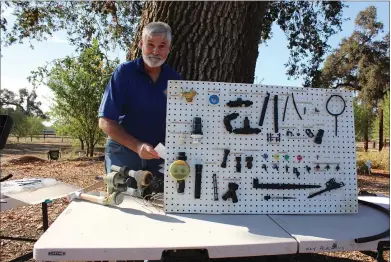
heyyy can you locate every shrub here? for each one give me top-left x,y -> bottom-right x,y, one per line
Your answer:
356,149 -> 390,172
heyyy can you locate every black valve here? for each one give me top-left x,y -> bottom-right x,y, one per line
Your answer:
262,164 -> 268,172
285,165 -> 289,173
192,117 -> 203,135
125,177 -> 138,189
222,182 -> 239,203
325,164 -> 330,171
336,164 -> 340,171
314,129 -> 324,144
176,152 -> 188,194
236,157 -> 241,172
226,98 -> 253,107
221,149 -> 230,168
305,165 -> 311,174
223,113 -> 239,133
245,156 -> 253,169
177,152 -> 187,161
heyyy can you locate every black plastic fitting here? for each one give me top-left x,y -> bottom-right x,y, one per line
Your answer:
221,149 -> 230,168
222,182 -> 239,203
245,156 -> 253,169
233,117 -> 262,134
314,129 -> 324,144
192,117 -> 203,135
236,156 -> 241,172
223,113 -> 239,133
293,167 -> 300,178
226,98 -> 253,107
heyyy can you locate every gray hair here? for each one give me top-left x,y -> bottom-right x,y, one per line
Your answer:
142,22 -> 172,43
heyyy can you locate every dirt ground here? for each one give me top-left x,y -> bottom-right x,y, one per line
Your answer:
0,142 -> 389,262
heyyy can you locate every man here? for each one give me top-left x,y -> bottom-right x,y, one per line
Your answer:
98,22 -> 182,184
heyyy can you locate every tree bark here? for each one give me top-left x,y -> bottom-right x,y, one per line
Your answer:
89,137 -> 94,157
128,1 -> 269,83
86,144 -> 90,157
364,124 -> 369,152
378,108 -> 383,151
79,137 -> 84,150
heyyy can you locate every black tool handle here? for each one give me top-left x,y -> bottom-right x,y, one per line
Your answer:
259,92 -> 270,126
194,164 -> 202,199
177,180 -> 185,194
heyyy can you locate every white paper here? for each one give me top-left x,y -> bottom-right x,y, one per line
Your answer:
154,143 -> 166,159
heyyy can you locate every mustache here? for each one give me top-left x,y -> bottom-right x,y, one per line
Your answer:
147,54 -> 162,59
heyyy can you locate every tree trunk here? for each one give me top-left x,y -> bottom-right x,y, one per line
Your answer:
378,108 -> 383,151
30,136 -> 33,142
17,136 -> 19,143
364,124 -> 369,152
88,137 -> 94,157
86,144 -> 90,157
79,137 -> 84,150
128,1 -> 269,83
89,144 -> 94,157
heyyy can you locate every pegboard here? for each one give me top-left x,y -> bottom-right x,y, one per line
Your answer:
163,81 -> 358,214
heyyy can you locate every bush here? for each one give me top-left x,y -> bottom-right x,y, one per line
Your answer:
356,149 -> 390,172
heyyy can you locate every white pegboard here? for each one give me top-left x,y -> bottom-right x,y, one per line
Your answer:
164,81 -> 358,214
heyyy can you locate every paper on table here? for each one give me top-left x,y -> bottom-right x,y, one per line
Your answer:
154,143 -> 166,159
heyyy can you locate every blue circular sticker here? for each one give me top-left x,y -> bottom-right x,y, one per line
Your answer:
209,95 -> 219,105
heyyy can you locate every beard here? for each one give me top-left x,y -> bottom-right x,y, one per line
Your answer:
142,53 -> 166,68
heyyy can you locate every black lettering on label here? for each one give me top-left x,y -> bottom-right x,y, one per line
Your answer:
48,251 -> 66,256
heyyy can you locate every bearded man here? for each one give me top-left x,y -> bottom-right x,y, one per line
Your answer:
98,22 -> 182,180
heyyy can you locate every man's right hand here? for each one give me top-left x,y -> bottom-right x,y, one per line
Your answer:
137,143 -> 160,160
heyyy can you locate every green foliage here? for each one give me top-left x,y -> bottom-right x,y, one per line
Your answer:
8,108 -> 29,140
371,91 -> 390,140
26,116 -> 44,139
30,40 -> 118,156
353,98 -> 375,141
318,6 -> 389,108
0,88 -> 46,118
1,1 -> 143,52
262,1 -> 345,86
1,1 -> 345,87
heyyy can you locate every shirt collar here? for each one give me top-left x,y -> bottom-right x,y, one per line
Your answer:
136,56 -> 167,74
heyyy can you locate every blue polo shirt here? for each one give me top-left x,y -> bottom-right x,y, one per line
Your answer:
98,57 -> 182,147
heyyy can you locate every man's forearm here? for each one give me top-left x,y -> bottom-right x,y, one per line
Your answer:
99,118 -> 141,153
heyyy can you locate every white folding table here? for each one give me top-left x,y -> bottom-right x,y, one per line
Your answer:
33,195 -> 389,261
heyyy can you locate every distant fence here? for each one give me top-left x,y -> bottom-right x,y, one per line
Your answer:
356,139 -> 390,149
8,135 -> 74,143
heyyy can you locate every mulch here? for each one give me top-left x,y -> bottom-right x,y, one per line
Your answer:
0,156 -> 389,262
